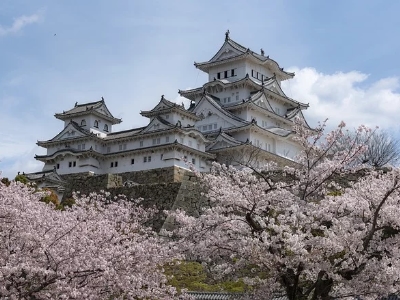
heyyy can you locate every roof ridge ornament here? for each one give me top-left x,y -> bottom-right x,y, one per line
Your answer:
161,94 -> 164,100
101,96 -> 104,102
225,29 -> 230,41
260,48 -> 264,56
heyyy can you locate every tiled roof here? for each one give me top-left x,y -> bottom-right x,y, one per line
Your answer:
187,292 -> 288,300
61,100 -> 104,115
55,98 -> 121,124
194,34 -> 294,80
187,292 -> 242,300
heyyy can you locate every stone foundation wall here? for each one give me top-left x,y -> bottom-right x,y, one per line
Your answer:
60,166 -> 202,232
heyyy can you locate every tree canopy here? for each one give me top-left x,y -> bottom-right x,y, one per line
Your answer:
170,120 -> 400,300
0,184 -> 180,299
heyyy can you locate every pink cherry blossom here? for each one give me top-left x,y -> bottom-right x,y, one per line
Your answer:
170,120 -> 400,300
0,184 -> 181,299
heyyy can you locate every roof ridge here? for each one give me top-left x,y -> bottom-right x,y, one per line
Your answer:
75,99 -> 103,107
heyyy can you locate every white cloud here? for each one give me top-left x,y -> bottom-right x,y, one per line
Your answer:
282,67 -> 400,130
0,12 -> 43,37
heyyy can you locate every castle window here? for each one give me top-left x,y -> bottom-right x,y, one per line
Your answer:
236,92 -> 239,101
192,158 -> 196,165
217,72 -> 221,79
69,162 -> 72,168
103,124 -> 109,132
82,144 -> 85,150
208,124 -> 212,130
214,123 -> 217,129
224,70 -> 228,78
143,157 -> 147,163
111,162 -> 114,167
231,69 -> 235,77
189,141 -> 192,147
140,141 -> 143,147
251,70 -> 254,77
81,119 -> 86,126
131,158 -> 135,164
115,161 -> 118,167
202,125 -> 207,131
166,136 -> 170,143
56,163 -> 60,169
160,154 -> 163,160
148,156 -> 151,162
152,138 -> 160,145
165,114 -> 169,119
94,120 -> 99,128
73,161 -> 76,167
107,146 -> 111,153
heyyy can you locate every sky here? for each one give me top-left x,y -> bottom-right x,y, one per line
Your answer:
1,0 -> 400,178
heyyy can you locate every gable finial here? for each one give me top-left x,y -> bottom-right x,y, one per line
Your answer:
225,29 -> 230,41
74,101 -> 78,107
260,48 -> 264,56
161,94 -> 164,100
101,96 -> 104,101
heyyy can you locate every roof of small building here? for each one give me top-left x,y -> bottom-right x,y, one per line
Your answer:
54,98 -> 122,124
24,169 -> 65,184
187,291 -> 288,300
187,292 -> 243,300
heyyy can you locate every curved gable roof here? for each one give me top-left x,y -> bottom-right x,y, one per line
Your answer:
194,33 -> 294,81
55,98 -> 122,124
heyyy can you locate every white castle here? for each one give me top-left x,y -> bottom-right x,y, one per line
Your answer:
34,31 -> 310,176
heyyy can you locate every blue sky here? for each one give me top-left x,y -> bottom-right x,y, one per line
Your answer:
1,1 -> 400,178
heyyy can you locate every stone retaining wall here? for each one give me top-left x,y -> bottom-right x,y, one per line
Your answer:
60,167 -> 203,232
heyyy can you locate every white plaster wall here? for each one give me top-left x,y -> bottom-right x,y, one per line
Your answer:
275,140 -> 301,160
208,61 -> 245,83
63,115 -> 113,133
167,113 -> 194,127
244,61 -> 274,81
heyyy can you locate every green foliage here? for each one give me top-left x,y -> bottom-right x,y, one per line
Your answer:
1,177 -> 11,186
381,226 -> 400,239
164,261 -> 249,293
14,174 -> 29,185
327,190 -> 342,196
61,197 -> 76,209
328,250 -> 346,265
39,188 -> 60,208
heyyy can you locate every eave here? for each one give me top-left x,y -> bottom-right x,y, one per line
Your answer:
194,52 -> 294,81
179,75 -> 261,101
37,135 -> 103,148
140,107 -> 201,121
224,123 -> 294,140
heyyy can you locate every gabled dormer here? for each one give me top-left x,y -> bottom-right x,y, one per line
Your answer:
54,97 -> 122,135
140,95 -> 200,127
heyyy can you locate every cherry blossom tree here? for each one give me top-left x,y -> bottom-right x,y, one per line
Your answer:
0,182 -> 181,299
170,120 -> 400,300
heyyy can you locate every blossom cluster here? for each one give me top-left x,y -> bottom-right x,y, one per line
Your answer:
0,183 -> 180,299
